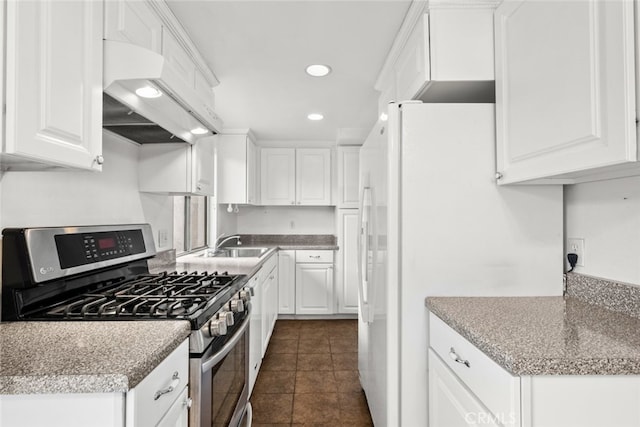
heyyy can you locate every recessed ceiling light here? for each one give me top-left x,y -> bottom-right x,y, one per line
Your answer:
305,64 -> 332,77
190,127 -> 209,135
135,86 -> 162,98
308,113 -> 324,121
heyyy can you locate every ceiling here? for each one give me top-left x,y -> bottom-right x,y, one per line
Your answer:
166,0 -> 411,142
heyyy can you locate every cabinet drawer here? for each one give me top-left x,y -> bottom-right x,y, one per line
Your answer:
296,250 -> 334,263
127,339 -> 189,427
429,313 -> 520,426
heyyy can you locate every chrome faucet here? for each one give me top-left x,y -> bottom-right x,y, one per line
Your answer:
215,234 -> 242,250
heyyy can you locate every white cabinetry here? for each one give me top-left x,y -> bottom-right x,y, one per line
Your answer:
278,250 -> 296,314
428,350 -> 500,427
126,340 -> 189,427
261,148 -> 332,206
2,0 -> 103,171
248,271 -> 263,395
217,133 -> 258,204
104,0 -> 162,52
138,137 -> 215,195
337,147 -> 360,209
261,262 -> 278,355
428,313 -> 640,427
296,149 -> 332,205
336,210 -> 359,314
295,251 -> 334,315
494,0 -> 637,184
394,7 -> 494,101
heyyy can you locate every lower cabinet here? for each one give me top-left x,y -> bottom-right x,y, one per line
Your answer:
0,339 -> 189,427
248,253 -> 279,395
336,210 -> 359,314
295,259 -> 334,315
428,312 -> 640,427
261,262 -> 278,357
428,349 -> 500,427
278,250 -> 296,314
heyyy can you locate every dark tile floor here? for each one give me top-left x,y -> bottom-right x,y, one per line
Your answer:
250,319 -> 373,426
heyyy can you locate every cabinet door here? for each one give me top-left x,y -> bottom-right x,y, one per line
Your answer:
246,139 -> 257,204
261,148 -> 296,205
428,350 -> 500,427
337,147 -> 360,208
217,134 -> 248,203
278,250 -> 296,314
261,267 -> 278,355
395,13 -> 429,101
5,0 -> 103,170
296,148 -> 332,206
193,137 -> 215,195
495,0 -> 637,184
336,210 -> 359,314
104,0 -> 162,52
248,274 -> 262,395
295,264 -> 334,315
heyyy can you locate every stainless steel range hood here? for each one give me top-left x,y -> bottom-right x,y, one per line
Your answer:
103,40 -> 223,144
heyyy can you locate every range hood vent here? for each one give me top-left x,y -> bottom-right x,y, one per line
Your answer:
103,94 -> 187,143
103,40 -> 222,144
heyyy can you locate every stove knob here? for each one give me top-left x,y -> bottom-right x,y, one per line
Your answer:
229,298 -> 245,313
219,310 -> 235,326
239,289 -> 252,302
208,319 -> 227,337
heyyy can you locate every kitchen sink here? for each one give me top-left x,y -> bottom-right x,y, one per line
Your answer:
198,247 -> 270,258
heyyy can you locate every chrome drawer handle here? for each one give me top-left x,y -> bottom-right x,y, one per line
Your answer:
154,371 -> 180,400
449,347 -> 471,368
310,255 -> 321,259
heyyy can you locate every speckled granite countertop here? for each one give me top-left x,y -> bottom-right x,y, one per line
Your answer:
0,321 -> 190,395
426,296 -> 640,376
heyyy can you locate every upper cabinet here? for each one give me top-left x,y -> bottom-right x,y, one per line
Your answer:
494,0 -> 638,184
376,2 -> 496,105
2,0 -> 103,171
217,132 -> 259,205
104,0 -> 162,53
337,147 -> 360,209
261,148 -> 332,206
138,137 -> 215,195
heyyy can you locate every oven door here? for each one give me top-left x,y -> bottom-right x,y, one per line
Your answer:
190,305 -> 251,427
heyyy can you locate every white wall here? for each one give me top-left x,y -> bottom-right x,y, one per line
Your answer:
0,132 -> 174,250
236,205 -> 335,234
564,176 -> 640,284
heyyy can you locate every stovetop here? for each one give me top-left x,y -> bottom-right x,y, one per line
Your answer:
24,270 -> 247,330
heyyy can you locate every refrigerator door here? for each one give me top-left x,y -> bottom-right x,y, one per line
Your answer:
358,113 -> 392,427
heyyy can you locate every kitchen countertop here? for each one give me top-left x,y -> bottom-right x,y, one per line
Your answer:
150,234 -> 338,277
0,320 -> 190,395
426,296 -> 640,376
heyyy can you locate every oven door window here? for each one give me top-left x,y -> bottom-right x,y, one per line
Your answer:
211,333 -> 247,426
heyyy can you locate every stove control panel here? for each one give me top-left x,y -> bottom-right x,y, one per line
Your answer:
55,229 -> 147,269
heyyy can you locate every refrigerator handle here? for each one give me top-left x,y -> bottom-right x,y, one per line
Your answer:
357,187 -> 371,322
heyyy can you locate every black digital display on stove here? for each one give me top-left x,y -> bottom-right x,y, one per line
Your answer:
55,229 -> 146,269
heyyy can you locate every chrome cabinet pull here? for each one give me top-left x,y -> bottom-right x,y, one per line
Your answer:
94,155 -> 104,165
310,255 -> 321,259
154,371 -> 180,400
449,347 -> 471,368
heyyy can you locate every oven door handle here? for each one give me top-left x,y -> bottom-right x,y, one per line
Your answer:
201,303 -> 252,373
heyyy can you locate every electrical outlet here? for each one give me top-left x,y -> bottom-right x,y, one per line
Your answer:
158,229 -> 169,248
567,238 -> 585,267
290,221 -> 295,229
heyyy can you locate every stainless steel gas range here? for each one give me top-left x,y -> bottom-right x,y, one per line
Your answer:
1,224 -> 252,427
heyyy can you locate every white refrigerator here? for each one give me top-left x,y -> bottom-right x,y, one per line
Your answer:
357,102 -> 563,427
